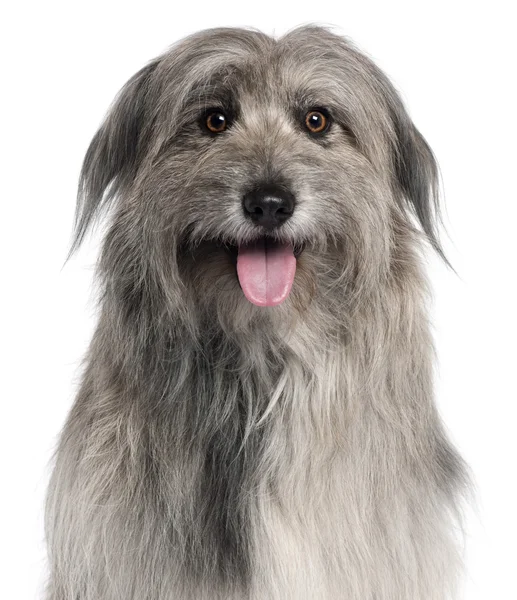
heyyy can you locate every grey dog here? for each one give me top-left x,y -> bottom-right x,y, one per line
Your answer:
46,25 -> 468,600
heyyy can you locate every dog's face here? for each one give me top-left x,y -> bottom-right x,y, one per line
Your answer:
75,27 -> 441,330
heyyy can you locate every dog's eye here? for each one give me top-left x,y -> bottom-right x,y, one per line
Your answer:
304,110 -> 330,134
205,111 -> 228,134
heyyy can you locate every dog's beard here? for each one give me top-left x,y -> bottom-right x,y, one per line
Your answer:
175,235 -> 364,351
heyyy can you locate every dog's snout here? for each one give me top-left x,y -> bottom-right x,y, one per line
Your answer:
242,184 -> 295,229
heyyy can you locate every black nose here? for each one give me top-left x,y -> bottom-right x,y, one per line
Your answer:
242,184 -> 295,229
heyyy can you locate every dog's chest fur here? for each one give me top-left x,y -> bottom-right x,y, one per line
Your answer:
179,332 -> 461,600
46,292 -> 465,600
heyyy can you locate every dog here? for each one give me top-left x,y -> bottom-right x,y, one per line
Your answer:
46,25 -> 468,599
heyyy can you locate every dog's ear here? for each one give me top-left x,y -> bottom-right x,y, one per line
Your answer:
390,104 -> 448,264
69,59 -> 160,255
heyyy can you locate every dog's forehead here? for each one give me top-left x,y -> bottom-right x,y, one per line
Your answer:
176,45 -> 354,114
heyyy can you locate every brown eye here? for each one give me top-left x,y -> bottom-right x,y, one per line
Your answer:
305,110 -> 329,134
205,111 -> 227,133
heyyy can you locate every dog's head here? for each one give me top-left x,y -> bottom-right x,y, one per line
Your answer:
74,26 -> 442,332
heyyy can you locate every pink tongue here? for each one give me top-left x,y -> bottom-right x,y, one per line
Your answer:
237,239 -> 296,307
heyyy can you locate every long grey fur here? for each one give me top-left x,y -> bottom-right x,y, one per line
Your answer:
46,25 -> 469,600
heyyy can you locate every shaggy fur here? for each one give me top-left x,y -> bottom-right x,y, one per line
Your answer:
46,26 -> 468,599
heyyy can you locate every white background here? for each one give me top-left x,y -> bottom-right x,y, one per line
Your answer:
1,1 -> 516,598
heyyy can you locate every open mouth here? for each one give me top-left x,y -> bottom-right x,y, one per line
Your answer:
227,237 -> 302,307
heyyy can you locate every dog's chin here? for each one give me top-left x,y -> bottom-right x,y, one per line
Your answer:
179,235 -> 307,309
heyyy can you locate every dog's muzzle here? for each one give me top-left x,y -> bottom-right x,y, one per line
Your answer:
237,184 -> 296,307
